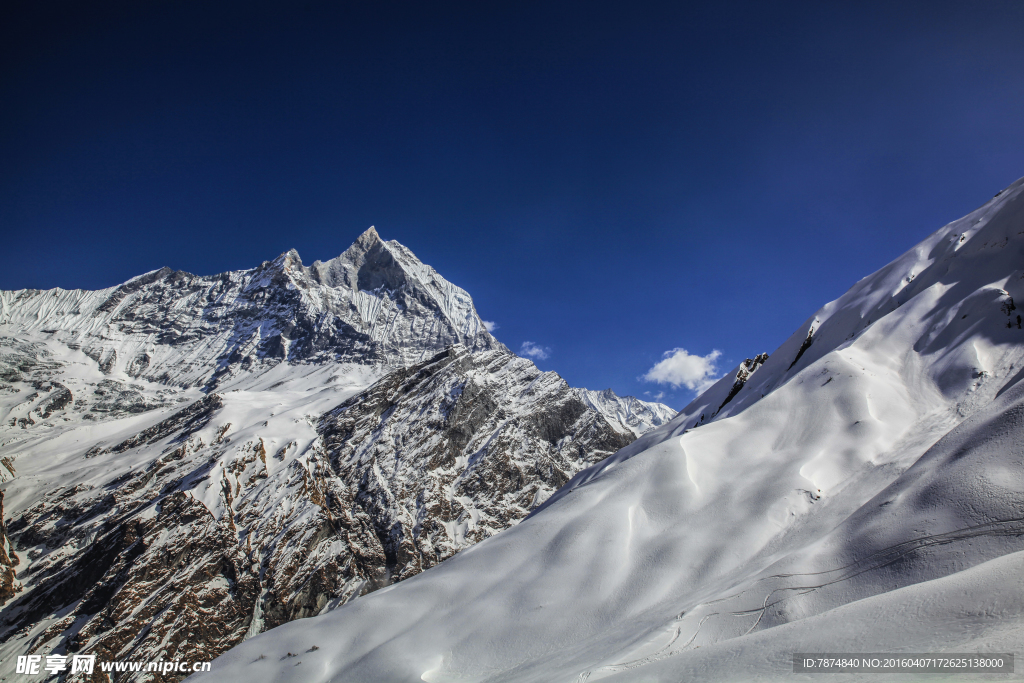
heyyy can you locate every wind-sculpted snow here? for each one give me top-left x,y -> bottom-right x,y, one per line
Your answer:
0,229 -> 673,681
196,177 -> 1024,683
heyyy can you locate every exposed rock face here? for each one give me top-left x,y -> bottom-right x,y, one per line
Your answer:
0,349 -> 651,680
315,346 -> 635,584
715,352 -> 769,415
6,488 -> 257,678
0,492 -> 19,606
0,230 -> 675,681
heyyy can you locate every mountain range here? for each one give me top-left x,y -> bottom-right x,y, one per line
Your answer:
0,228 -> 674,679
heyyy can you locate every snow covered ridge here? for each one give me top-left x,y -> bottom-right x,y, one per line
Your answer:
0,228 -> 674,681
197,177 -> 1024,683
0,226 -> 505,389
578,388 -> 676,437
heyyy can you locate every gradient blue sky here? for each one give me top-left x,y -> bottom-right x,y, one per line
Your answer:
2,1 -> 1023,408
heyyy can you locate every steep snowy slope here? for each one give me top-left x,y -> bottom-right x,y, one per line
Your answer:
0,230 -> 673,680
197,177 -> 1024,683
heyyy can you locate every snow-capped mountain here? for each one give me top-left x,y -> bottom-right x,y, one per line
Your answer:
198,178 -> 1024,683
0,230 -> 674,679
578,388 -> 676,437
0,227 -> 503,391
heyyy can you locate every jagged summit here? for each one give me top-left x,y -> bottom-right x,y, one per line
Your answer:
303,226 -> 411,292
355,224 -> 380,244
0,228 -> 505,388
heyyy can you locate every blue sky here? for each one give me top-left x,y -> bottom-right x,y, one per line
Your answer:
2,1 -> 1023,408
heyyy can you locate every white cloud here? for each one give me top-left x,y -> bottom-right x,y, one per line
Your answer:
519,341 -> 551,360
643,348 -> 722,393
652,391 -> 665,401
482,320 -> 498,333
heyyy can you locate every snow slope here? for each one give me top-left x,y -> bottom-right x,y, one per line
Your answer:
196,177 -> 1024,683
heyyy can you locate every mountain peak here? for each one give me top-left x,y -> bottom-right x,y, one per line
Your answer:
305,226 -> 407,293
270,248 -> 303,269
296,228 -> 386,284
341,226 -> 391,262
352,225 -> 382,250
0,225 -> 505,384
